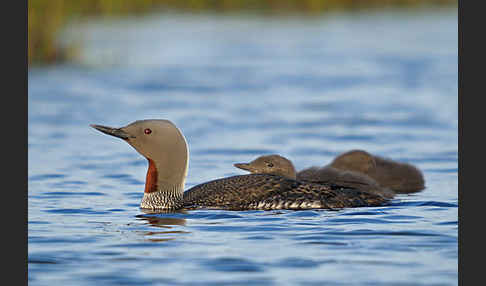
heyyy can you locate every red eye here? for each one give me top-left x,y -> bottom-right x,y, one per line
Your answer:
144,128 -> 152,135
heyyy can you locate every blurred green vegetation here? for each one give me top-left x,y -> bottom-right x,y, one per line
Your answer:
28,0 -> 457,66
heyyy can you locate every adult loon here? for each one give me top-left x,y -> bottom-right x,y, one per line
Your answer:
91,119 -> 389,211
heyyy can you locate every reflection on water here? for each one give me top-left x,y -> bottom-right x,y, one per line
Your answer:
136,213 -> 187,228
28,9 -> 457,286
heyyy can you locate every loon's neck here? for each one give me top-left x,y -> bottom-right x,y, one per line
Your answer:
140,154 -> 188,210
140,182 -> 185,209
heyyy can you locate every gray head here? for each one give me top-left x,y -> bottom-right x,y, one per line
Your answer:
234,154 -> 297,180
91,120 -> 189,208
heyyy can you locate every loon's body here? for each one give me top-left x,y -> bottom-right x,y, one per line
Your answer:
330,150 -> 425,193
91,120 -> 389,211
182,174 -> 387,210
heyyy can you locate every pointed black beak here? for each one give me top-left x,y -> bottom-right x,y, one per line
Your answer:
90,124 -> 133,140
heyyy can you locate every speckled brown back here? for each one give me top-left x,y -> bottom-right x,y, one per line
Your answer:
183,174 -> 388,210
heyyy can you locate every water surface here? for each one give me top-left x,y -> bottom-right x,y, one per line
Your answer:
29,9 -> 457,285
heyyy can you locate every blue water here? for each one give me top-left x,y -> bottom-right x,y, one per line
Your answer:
28,8 -> 457,285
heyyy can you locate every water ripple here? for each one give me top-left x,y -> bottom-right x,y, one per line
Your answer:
29,174 -> 66,181
201,257 -> 264,273
44,208 -> 111,215
42,191 -> 106,197
391,201 -> 458,208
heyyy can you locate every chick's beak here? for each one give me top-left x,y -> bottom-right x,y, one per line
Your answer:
233,163 -> 253,172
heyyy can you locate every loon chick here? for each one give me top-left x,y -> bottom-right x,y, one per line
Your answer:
91,120 -> 389,211
234,154 -> 395,199
330,150 -> 425,193
234,155 -> 297,180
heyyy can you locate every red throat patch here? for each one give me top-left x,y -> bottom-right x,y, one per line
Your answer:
144,158 -> 158,193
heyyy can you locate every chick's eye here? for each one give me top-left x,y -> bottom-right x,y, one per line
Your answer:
144,128 -> 152,135
267,163 -> 274,168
